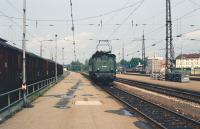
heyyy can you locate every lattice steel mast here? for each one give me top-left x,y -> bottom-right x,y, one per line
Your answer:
142,30 -> 145,72
165,0 -> 175,74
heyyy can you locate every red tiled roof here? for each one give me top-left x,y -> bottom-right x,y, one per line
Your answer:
176,53 -> 200,59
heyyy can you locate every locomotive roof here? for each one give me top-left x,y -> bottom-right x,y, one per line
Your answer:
0,37 -> 60,64
91,51 -> 116,59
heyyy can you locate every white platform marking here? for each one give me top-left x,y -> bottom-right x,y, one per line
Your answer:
75,101 -> 102,105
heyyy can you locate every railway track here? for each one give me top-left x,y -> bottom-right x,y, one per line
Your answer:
103,85 -> 200,129
116,78 -> 200,104
124,73 -> 200,81
81,73 -> 200,128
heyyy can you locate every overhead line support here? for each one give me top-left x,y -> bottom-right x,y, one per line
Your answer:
166,0 -> 175,74
142,30 -> 145,73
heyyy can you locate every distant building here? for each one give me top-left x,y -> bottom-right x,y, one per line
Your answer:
176,53 -> 200,68
176,53 -> 200,75
146,57 -> 166,74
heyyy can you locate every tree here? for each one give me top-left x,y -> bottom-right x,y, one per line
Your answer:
129,58 -> 142,68
68,60 -> 82,72
82,59 -> 89,71
120,59 -> 129,68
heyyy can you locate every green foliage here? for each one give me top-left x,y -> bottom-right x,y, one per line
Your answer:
118,57 -> 147,68
129,58 -> 142,68
67,60 -> 82,72
120,59 -> 129,67
82,59 -> 89,72
67,59 -> 89,72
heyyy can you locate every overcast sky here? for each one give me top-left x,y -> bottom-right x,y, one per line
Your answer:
0,0 -> 200,64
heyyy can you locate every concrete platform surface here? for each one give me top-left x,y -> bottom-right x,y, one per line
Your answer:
0,73 -> 151,129
117,74 -> 200,92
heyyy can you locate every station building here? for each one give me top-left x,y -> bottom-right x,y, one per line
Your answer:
176,53 -> 200,75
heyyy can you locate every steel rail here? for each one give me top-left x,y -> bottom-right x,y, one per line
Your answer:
81,73 -> 200,128
103,85 -> 200,129
116,77 -> 200,104
124,72 -> 200,81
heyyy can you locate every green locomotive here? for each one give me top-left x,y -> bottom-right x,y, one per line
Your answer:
89,51 -> 116,83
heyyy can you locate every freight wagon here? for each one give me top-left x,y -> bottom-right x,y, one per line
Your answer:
0,38 -> 63,93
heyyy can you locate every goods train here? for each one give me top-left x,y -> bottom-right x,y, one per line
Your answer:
0,38 -> 63,93
89,51 -> 116,83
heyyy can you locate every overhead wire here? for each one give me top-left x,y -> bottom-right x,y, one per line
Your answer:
97,0 -> 132,39
118,5 -> 200,58
74,0 -> 144,22
126,39 -> 164,57
0,1 -> 145,23
104,0 -> 132,24
5,0 -> 22,14
2,0 -> 199,59
111,0 -> 195,56
142,0 -> 188,22
187,0 -> 200,7
144,7 -> 200,38
131,0 -> 199,40
0,10 -> 37,41
107,0 -> 144,39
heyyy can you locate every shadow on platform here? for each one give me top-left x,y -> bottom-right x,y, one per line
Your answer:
105,108 -> 138,117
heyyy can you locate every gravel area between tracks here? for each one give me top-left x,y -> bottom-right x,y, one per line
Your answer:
114,82 -> 200,121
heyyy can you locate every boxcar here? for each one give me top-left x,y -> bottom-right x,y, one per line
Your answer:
0,38 -> 63,93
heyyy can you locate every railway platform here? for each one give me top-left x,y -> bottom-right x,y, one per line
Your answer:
117,74 -> 200,92
0,73 -> 152,129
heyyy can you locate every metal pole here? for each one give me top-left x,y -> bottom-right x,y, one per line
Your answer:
22,0 -> 27,107
62,47 -> 64,66
122,42 -> 125,73
40,41 -> 42,57
73,41 -> 76,62
50,44 -> 53,60
70,0 -> 76,62
55,34 -> 58,82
